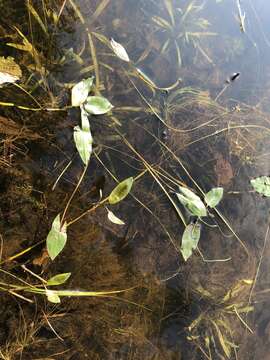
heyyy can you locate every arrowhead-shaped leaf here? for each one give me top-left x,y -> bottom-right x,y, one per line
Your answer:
71,77 -> 94,107
181,223 -> 201,261
109,177 -> 133,205
204,187 -> 224,208
250,176 -> 270,197
84,96 -> 113,115
176,187 -> 207,217
47,273 -> 71,286
46,214 -> 67,260
73,119 -> 93,166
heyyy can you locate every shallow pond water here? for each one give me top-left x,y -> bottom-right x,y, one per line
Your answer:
1,0 -> 270,359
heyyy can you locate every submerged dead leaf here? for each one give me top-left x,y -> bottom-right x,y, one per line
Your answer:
32,248 -> 49,267
214,153 -> 233,186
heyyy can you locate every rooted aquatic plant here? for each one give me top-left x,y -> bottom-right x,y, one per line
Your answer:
176,186 -> 223,261
187,279 -> 253,359
151,0 -> 216,67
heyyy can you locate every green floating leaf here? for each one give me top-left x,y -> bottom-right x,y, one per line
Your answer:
46,214 -> 67,261
181,223 -> 201,261
46,289 -> 61,303
84,96 -> 113,115
204,187 -> 224,208
109,177 -> 133,205
73,113 -> 93,165
47,272 -> 71,286
250,176 -> 270,197
107,209 -> 125,225
176,186 -> 207,217
71,77 -> 94,107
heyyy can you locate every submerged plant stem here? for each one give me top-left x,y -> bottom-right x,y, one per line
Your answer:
87,31 -> 100,94
61,163 -> 89,226
67,170 -> 147,227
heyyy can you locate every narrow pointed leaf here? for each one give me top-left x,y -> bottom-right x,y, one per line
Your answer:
107,209 -> 125,225
84,96 -> 113,115
204,187 -> 224,208
250,176 -> 270,197
73,122 -> 93,165
80,107 -> 90,131
109,177 -> 133,205
47,273 -> 71,286
46,214 -> 67,260
71,77 -> 94,107
181,223 -> 201,261
110,38 -> 130,62
46,290 -> 61,303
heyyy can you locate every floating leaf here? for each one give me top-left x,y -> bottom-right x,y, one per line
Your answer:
109,177 -> 133,205
47,273 -> 71,286
73,115 -> 93,165
46,289 -> 61,303
110,38 -> 130,62
107,209 -> 125,225
176,187 -> 207,217
204,187 -> 224,208
181,223 -> 201,261
84,96 -> 113,115
46,214 -> 67,260
71,77 -> 94,107
0,56 -> 22,86
250,176 -> 270,197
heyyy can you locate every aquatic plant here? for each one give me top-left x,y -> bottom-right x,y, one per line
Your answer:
150,0 -> 216,67
187,279 -> 253,359
176,186 -> 223,260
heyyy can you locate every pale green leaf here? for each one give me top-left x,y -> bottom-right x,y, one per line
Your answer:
73,122 -> 93,165
84,96 -> 113,115
80,107 -> 90,131
176,187 -> 207,217
46,290 -> 61,303
47,273 -> 71,286
110,38 -> 130,62
181,223 -> 201,261
46,214 -> 67,260
250,176 -> 270,197
107,209 -> 125,225
109,177 -> 133,205
178,186 -> 201,202
71,77 -> 94,107
204,187 -> 224,208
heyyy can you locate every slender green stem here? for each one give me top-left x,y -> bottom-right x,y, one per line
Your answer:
61,163 -> 89,226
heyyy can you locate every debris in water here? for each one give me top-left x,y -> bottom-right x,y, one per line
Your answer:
226,72 -> 240,84
0,56 -> 22,86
